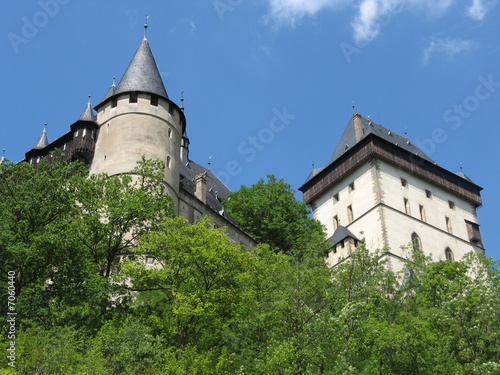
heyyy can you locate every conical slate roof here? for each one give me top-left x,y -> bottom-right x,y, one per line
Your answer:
114,38 -> 168,99
32,126 -> 49,150
78,100 -> 97,122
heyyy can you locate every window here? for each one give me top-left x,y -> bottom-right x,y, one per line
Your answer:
333,193 -> 339,204
82,128 -> 87,137
333,215 -> 339,231
448,200 -> 455,209
166,155 -> 171,169
348,182 -> 355,193
347,205 -> 353,223
445,248 -> 455,261
419,205 -> 426,222
168,128 -> 172,138
465,220 -> 482,244
75,129 -> 79,137
411,232 -> 422,252
150,94 -> 159,106
425,189 -> 432,198
401,178 -> 407,187
446,217 -> 453,233
404,198 -> 411,215
111,97 -> 117,108
129,92 -> 138,103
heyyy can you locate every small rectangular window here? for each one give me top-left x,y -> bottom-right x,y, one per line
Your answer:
150,94 -> 158,106
333,193 -> 339,204
111,97 -> 117,108
129,92 -> 138,103
404,198 -> 411,215
448,200 -> 455,209
333,215 -> 339,230
446,217 -> 453,233
347,205 -> 353,223
401,178 -> 407,187
348,182 -> 355,193
419,205 -> 426,222
425,189 -> 432,198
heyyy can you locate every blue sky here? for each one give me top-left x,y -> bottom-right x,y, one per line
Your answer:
1,1 -> 499,260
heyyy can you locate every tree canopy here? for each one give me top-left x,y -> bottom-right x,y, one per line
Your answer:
1,162 -> 499,374
224,174 -> 328,257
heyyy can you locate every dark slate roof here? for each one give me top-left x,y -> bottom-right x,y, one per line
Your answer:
180,160 -> 234,222
32,126 -> 49,150
456,172 -> 475,183
78,101 -> 97,122
100,84 -> 117,103
328,225 -> 360,246
304,168 -> 324,184
114,38 -> 168,99
328,114 -> 435,166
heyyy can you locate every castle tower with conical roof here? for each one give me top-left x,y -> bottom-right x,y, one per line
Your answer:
91,35 -> 185,206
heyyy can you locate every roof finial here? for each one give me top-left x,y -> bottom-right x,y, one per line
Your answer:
460,162 -> 463,172
144,15 -> 149,39
352,100 -> 355,113
87,94 -> 92,106
180,91 -> 185,111
312,160 -> 315,169
112,76 -> 116,87
208,155 -> 213,169
44,122 -> 47,132
404,126 -> 408,137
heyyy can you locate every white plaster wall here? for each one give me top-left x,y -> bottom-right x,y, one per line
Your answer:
92,94 -> 182,204
313,162 -> 377,238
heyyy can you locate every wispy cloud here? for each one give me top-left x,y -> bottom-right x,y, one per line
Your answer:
265,0 -> 496,41
422,37 -> 474,64
466,0 -> 497,20
266,0 -> 347,26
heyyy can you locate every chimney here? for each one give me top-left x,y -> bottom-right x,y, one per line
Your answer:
353,113 -> 364,142
195,172 -> 207,203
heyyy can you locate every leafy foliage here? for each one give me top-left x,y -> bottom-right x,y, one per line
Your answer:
1,162 -> 499,374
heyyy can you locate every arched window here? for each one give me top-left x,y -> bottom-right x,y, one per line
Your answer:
166,155 -> 171,169
445,247 -> 454,261
411,232 -> 422,252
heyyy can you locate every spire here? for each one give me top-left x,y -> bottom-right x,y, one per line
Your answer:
114,37 -> 168,99
0,149 -> 6,164
33,123 -> 49,150
144,15 -> 149,40
78,95 -> 97,122
100,77 -> 117,103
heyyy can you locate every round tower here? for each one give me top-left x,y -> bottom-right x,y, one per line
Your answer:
91,35 -> 185,206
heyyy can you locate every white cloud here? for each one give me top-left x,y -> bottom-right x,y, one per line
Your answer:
265,0 -> 496,42
266,0 -> 347,25
422,37 -> 473,64
466,0 -> 497,20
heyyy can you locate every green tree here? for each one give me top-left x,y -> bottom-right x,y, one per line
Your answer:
224,175 -> 327,257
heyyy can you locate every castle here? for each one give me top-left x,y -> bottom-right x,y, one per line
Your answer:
23,31 -> 485,268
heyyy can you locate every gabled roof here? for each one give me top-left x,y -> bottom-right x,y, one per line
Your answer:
328,225 -> 360,247
328,114 -> 434,166
114,38 -> 168,100
32,126 -> 49,150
